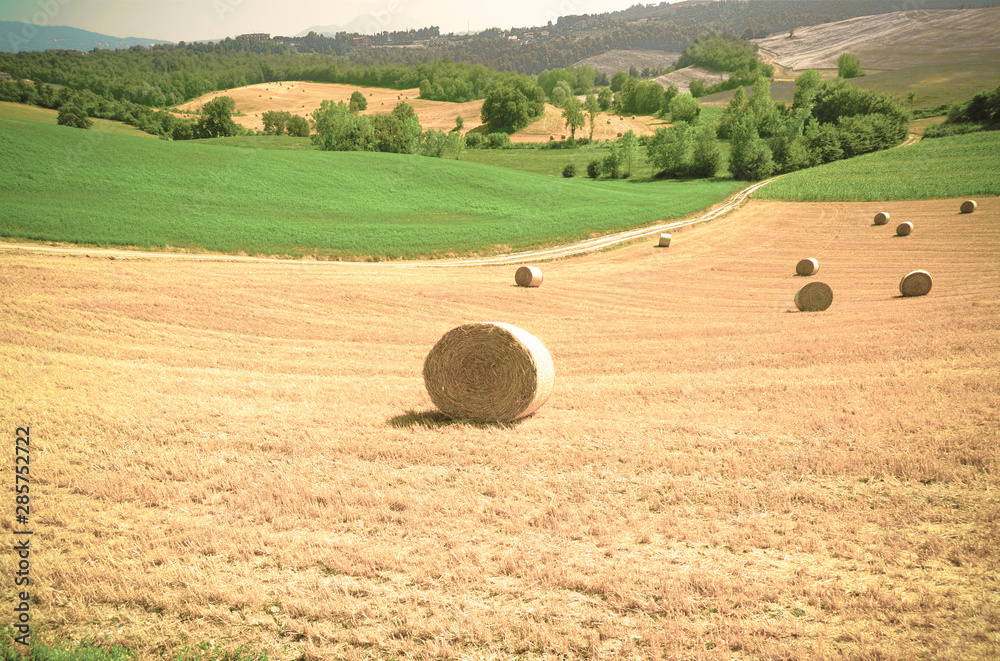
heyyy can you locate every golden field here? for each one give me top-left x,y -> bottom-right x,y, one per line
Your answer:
173,81 -> 664,142
1,197 -> 998,660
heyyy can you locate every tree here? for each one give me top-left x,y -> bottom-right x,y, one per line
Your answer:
286,114 -> 310,137
597,87 -> 613,111
803,121 -> 843,166
717,85 -> 746,138
195,96 -> 237,138
647,122 -> 692,177
57,105 -> 92,129
262,110 -> 292,135
792,69 -> 821,109
690,123 -> 722,177
584,93 -> 600,141
601,144 -> 623,179
659,84 -> 679,117
311,99 -> 374,151
349,90 -> 368,113
669,94 -> 700,123
746,77 -> 780,137
619,129 -> 640,178
480,81 -> 544,133
837,53 -> 863,79
728,115 -> 774,180
370,104 -> 422,154
453,115 -> 464,133
562,97 -> 585,140
550,80 -> 574,107
610,71 -> 628,92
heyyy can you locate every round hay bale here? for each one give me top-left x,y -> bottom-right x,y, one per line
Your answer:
794,281 -> 833,312
874,211 -> 890,225
514,266 -> 543,288
423,322 -> 554,422
899,270 -> 932,297
796,258 -> 819,276
896,221 -> 913,237
961,200 -> 977,214
657,233 -> 672,248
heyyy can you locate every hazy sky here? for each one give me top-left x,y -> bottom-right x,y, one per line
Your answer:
0,0 -> 664,42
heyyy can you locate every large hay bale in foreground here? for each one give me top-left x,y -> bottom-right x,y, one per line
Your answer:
514,266 -> 543,288
794,282 -> 834,312
961,200 -> 977,214
423,322 -> 555,422
900,270 -> 933,297
657,233 -> 672,248
874,212 -> 891,226
896,221 -> 913,237
796,258 -> 819,276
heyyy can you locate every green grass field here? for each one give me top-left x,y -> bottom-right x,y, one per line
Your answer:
0,116 -> 743,260
0,101 -> 160,139
757,131 -> 1000,202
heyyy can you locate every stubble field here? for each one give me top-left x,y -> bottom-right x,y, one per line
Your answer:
174,81 -> 664,142
1,195 -> 998,659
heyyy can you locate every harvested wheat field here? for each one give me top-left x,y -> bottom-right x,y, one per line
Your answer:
173,81 -> 660,142
1,197 -> 998,660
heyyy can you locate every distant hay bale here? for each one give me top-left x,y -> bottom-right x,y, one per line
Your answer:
896,221 -> 913,237
794,281 -> 833,312
423,322 -> 555,422
900,270 -> 932,297
657,233 -> 672,247
796,258 -> 819,276
961,200 -> 977,214
874,212 -> 890,225
515,266 -> 543,287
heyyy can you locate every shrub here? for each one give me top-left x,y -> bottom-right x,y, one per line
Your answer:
465,132 -> 484,149
486,132 -> 511,149
587,160 -> 601,178
562,164 -> 576,178
57,105 -> 92,129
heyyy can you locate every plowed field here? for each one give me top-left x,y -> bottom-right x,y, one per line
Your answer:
3,196 -> 998,659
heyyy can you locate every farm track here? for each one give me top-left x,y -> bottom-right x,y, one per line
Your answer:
0,179 -> 774,267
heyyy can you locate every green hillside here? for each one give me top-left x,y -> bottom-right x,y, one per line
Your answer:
757,132 -> 1000,202
0,117 -> 742,260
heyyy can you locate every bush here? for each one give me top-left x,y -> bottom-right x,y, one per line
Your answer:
486,132 -> 511,149
587,160 -> 601,178
562,164 -> 576,178
57,105 -> 92,129
464,132 -> 484,149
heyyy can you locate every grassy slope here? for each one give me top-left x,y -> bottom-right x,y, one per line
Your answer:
758,132 -> 1000,202
0,116 -> 742,260
0,100 -> 159,138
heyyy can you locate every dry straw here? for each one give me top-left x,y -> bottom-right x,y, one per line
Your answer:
423,322 -> 555,422
900,270 -> 933,297
794,282 -> 834,312
515,266 -> 543,288
896,221 -> 913,237
657,233 -> 672,247
961,200 -> 977,214
874,212 -> 891,225
796,258 -> 819,276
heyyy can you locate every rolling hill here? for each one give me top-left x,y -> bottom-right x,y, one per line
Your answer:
0,20 -> 170,53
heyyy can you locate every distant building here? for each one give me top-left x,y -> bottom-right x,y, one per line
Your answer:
236,33 -> 270,42
352,35 -> 372,49
0,72 -> 13,81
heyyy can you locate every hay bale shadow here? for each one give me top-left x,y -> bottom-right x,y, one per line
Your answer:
388,409 -> 521,429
